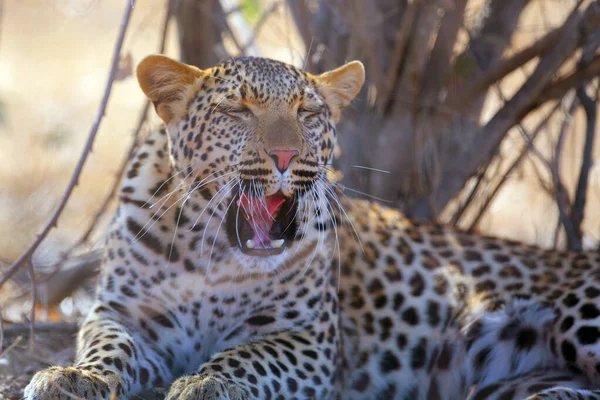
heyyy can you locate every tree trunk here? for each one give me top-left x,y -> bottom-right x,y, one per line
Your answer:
173,0 -> 228,68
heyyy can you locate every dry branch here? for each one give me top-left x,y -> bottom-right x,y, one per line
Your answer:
568,84 -> 598,250
528,55 -> 600,114
467,101 -> 564,229
239,0 -> 282,54
1,1 -> 174,318
2,322 -> 77,337
31,251 -> 101,306
66,4 -> 172,255
0,0 -> 135,337
420,0 -> 468,107
376,0 -> 421,115
434,1 -> 599,214
552,97 -> 579,248
453,26 -> 561,107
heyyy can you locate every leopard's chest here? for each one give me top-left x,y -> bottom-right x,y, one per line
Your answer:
101,251 -> 330,372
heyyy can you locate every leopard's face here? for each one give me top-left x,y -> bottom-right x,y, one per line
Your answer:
137,55 -> 364,263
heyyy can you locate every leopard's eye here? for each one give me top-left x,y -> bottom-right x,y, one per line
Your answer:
217,105 -> 254,119
298,106 -> 322,118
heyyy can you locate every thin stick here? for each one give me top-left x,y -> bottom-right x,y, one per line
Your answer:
468,101 -> 563,230
570,83 -> 598,249
452,26 -> 562,107
0,0 -> 135,311
64,2 -> 172,254
2,322 -> 77,337
0,336 -> 22,359
552,97 -> 579,248
0,313 -> 3,352
27,262 -> 36,351
239,0 -> 282,54
376,0 -> 421,115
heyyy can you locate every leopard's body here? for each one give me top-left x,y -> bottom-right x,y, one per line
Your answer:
25,56 -> 600,400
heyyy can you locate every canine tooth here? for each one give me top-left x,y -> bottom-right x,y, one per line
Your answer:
246,239 -> 255,249
270,239 -> 284,248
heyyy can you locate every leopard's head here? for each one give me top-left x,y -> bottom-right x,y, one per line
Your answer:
137,55 -> 364,262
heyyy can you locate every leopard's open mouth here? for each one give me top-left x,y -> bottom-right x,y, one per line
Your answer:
226,189 -> 298,256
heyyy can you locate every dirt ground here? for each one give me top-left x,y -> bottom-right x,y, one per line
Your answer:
0,324 -> 168,399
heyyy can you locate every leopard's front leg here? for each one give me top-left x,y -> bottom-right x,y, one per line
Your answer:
24,305 -> 174,399
167,329 -> 339,400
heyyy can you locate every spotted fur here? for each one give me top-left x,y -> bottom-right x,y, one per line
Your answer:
25,55 -> 600,399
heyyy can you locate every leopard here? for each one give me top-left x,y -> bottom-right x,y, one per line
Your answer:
24,54 -> 600,400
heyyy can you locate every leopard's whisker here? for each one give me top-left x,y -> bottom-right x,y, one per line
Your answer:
205,179 -> 239,276
349,164 -> 390,174
318,176 -> 365,257
189,171 -> 240,231
199,177 -> 240,256
142,167 -> 186,207
317,180 -> 342,290
132,168 -> 198,244
235,182 -> 245,250
147,167 -> 195,210
301,189 -> 324,277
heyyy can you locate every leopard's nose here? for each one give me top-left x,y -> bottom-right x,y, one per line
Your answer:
269,149 -> 299,174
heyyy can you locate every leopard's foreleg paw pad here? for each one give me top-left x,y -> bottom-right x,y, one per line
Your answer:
166,375 -> 246,400
24,366 -> 123,400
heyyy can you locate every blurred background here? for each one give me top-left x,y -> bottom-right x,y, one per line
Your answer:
0,0 -> 599,396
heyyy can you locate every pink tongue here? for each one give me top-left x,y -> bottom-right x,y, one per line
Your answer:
238,193 -> 286,246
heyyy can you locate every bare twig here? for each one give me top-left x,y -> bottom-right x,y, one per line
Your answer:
553,166 -> 577,250
64,2 -> 171,255
450,168 -> 487,226
376,0 -> 421,115
72,102 -> 151,249
467,101 -> 564,230
451,16 -> 557,226
2,322 -> 77,337
547,23 -> 600,249
435,1 -> 597,213
35,251 -> 102,306
27,262 -> 36,351
286,0 -> 311,49
452,26 -> 562,107
0,0 -> 134,328
529,55 -> 600,115
552,96 -> 579,248
455,0 -> 594,109
0,250 -> 101,312
570,83 -> 598,249
239,0 -> 282,54
0,336 -> 22,359
219,9 -> 244,56
0,0 -> 4,55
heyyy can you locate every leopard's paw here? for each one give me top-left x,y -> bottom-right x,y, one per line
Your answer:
23,366 -> 124,400
166,375 -> 247,400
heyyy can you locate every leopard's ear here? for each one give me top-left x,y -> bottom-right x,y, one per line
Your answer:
137,55 -> 204,123
314,61 -> 365,122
